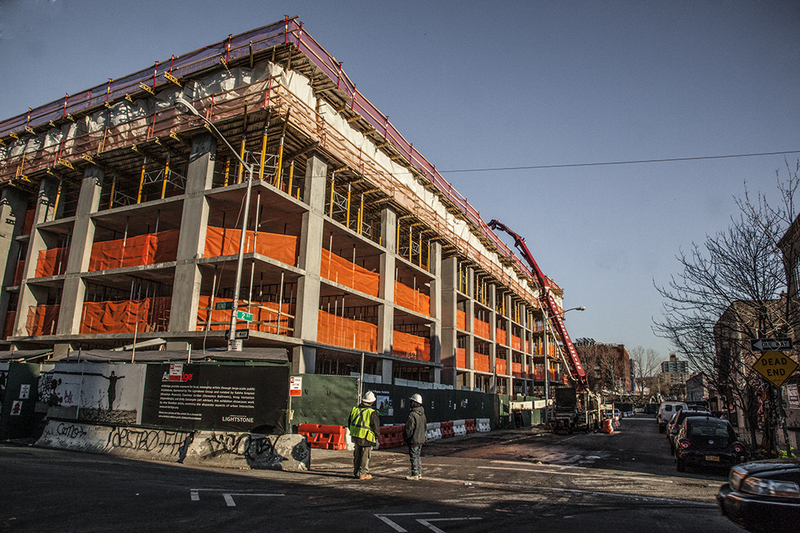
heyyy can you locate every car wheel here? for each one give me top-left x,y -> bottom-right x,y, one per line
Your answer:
676,457 -> 685,472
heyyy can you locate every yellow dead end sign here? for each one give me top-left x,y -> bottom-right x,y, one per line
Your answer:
753,350 -> 799,388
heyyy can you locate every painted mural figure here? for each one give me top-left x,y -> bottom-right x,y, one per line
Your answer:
101,371 -> 123,411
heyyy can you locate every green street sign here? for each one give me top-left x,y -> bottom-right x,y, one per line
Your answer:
236,311 -> 253,322
214,301 -> 233,310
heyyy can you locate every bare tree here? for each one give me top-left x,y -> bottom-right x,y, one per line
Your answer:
630,346 -> 660,397
654,161 -> 800,455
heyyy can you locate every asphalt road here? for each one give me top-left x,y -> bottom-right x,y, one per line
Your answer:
0,414 -> 740,532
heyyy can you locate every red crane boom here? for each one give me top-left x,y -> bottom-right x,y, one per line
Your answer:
487,220 -> 588,389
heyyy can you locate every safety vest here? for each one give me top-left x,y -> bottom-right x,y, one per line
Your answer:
349,405 -> 377,443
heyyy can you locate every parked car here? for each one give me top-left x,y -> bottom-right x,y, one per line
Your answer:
674,416 -> 747,472
658,401 -> 688,433
666,409 -> 713,454
717,458 -> 800,533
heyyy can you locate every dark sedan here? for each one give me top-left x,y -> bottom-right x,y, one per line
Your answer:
674,416 -> 747,472
666,409 -> 712,454
717,459 -> 800,533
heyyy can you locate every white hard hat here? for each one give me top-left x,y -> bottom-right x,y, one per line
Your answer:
410,393 -> 422,404
362,391 -> 376,404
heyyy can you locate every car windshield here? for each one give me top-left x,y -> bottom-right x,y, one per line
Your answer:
686,420 -> 734,445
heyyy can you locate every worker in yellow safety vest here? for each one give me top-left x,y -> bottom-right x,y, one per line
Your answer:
348,391 -> 381,480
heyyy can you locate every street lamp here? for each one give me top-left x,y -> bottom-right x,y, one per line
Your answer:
175,96 -> 254,351
542,305 -> 585,424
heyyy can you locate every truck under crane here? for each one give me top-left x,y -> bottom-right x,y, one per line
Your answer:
487,219 -> 588,390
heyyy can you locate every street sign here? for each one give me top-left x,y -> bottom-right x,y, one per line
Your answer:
289,376 -> 302,397
750,338 -> 793,352
236,311 -> 253,322
214,301 -> 233,311
752,350 -> 799,388
224,329 -> 250,340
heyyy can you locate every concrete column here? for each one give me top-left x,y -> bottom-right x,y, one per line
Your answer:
489,284 -> 497,393
56,166 -> 104,337
377,207 -> 396,359
440,255 -> 458,387
0,188 -> 28,331
429,241 -> 442,384
292,152 -> 327,374
170,133 -> 216,333
466,266 -> 475,391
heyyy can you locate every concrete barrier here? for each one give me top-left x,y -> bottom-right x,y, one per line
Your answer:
476,418 -> 491,432
425,421 -> 442,442
453,419 -> 467,437
36,419 -> 310,471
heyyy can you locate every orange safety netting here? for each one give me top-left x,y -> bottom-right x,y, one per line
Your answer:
36,248 -> 69,277
205,226 -> 298,266
456,347 -> 466,368
89,229 -> 180,271
80,297 -> 171,334
22,209 -> 35,236
317,309 -> 377,352
496,358 -> 507,375
392,330 -> 431,361
531,338 -> 556,356
394,281 -> 430,316
496,328 -> 507,346
474,353 -> 490,373
4,310 -> 16,339
13,260 -> 25,285
474,318 -> 490,339
512,362 -> 523,378
511,334 -> 522,351
26,304 -> 60,336
321,248 -> 379,297
456,310 -> 466,330
196,295 -> 294,335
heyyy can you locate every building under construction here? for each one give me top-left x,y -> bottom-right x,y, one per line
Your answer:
0,17 -> 584,396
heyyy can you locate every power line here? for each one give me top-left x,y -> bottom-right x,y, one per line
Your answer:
438,150 -> 800,174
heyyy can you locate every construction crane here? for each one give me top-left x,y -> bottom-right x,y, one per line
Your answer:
487,219 -> 588,389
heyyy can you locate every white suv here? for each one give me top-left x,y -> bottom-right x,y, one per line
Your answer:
657,401 -> 687,433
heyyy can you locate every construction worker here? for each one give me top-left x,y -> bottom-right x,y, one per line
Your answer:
403,393 -> 427,480
348,390 -> 380,480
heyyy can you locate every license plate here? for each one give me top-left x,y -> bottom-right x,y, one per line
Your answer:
705,455 -> 720,462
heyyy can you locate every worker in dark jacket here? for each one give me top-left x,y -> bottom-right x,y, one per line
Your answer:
348,391 -> 380,480
403,393 -> 427,480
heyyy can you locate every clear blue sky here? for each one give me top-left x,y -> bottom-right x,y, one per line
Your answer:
2,0 -> 798,364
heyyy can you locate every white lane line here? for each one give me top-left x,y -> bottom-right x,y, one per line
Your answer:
222,493 -> 285,507
417,517 -> 483,533
375,513 -> 440,532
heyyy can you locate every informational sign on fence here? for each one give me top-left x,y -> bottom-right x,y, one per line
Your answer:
289,376 -> 302,397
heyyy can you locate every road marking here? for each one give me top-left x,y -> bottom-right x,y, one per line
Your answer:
375,513 -> 440,532
189,489 -> 284,506
482,463 -> 673,483
417,517 -> 483,532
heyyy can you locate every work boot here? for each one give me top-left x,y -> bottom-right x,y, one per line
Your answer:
359,474 -> 373,480
405,474 -> 421,480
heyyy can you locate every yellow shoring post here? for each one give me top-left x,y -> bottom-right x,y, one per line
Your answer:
427,240 -> 430,271
358,193 -> 364,235
275,110 -> 290,188
258,112 -> 270,181
109,174 -> 116,208
52,180 -> 63,221
287,160 -> 295,195
161,154 -> 170,199
408,226 -> 412,262
137,158 -> 147,204
237,104 -> 248,184
346,183 -> 352,228
329,172 -> 335,217
396,224 -> 400,255
224,157 -> 231,187
418,232 -> 422,268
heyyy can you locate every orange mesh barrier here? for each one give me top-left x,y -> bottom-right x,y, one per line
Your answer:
496,328 -> 507,346
394,281 -> 430,316
204,227 -> 298,266
392,330 -> 431,361
35,248 -> 69,277
496,358 -> 507,376
512,362 -> 523,378
22,209 -> 35,236
474,318 -> 490,339
317,309 -> 377,352
89,229 -> 180,271
4,310 -> 16,339
321,248 -> 379,297
80,297 -> 171,334
456,347 -> 466,368
13,260 -> 25,285
26,304 -> 60,336
196,296 -> 294,335
474,353 -> 490,373
532,365 -> 544,380
512,334 -> 522,351
456,309 -> 466,330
